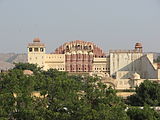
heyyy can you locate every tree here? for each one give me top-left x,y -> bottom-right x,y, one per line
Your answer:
45,72 -> 129,120
13,62 -> 42,73
127,80 -> 160,106
0,64 -> 143,119
0,69 -> 46,119
127,105 -> 160,120
79,76 -> 129,120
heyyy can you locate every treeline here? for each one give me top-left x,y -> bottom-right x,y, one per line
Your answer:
0,63 -> 160,120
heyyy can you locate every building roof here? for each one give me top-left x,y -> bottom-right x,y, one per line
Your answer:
28,38 -> 45,47
135,43 -> 142,48
33,37 -> 41,43
52,40 -> 106,57
23,70 -> 33,75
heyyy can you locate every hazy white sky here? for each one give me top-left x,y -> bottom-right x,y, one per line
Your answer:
0,0 -> 160,53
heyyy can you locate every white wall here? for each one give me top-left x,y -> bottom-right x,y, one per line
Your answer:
44,54 -> 65,71
28,47 -> 46,68
140,54 -> 157,79
110,51 -> 143,77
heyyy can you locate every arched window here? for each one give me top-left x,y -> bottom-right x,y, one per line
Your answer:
40,48 -> 44,52
66,46 -> 69,50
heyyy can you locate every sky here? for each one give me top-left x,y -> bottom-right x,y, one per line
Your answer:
0,0 -> 160,53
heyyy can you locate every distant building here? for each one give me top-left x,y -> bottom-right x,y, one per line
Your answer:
27,38 -> 160,89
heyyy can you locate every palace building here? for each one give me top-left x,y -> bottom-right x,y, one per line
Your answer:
28,38 -> 160,89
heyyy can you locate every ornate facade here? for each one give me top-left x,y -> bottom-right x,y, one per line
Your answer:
53,40 -> 106,72
28,38 -> 107,73
28,38 -> 160,89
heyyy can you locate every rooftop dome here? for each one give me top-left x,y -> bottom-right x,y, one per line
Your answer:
33,38 -> 40,43
135,43 -> 142,48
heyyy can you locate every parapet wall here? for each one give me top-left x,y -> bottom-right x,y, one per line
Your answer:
109,49 -> 142,53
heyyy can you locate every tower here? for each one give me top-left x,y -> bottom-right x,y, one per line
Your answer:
135,43 -> 143,52
27,38 -> 46,69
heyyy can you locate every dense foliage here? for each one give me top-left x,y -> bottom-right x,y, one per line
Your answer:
0,63 -> 160,120
13,62 -> 42,73
127,80 -> 160,106
127,105 -> 160,120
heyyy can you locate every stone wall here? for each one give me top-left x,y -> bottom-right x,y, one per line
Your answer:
109,50 -> 143,77
44,54 -> 65,71
140,54 -> 157,79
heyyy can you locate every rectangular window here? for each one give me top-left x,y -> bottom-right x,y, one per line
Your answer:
29,48 -> 32,52
34,48 -> 39,52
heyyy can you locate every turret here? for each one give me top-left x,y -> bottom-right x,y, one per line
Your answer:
27,38 -> 46,68
135,43 -> 143,52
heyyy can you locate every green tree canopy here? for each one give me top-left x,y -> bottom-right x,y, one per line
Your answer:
13,62 -> 42,73
1,63 -> 160,119
127,80 -> 160,106
41,70 -> 129,120
0,69 -> 43,119
127,105 -> 160,120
